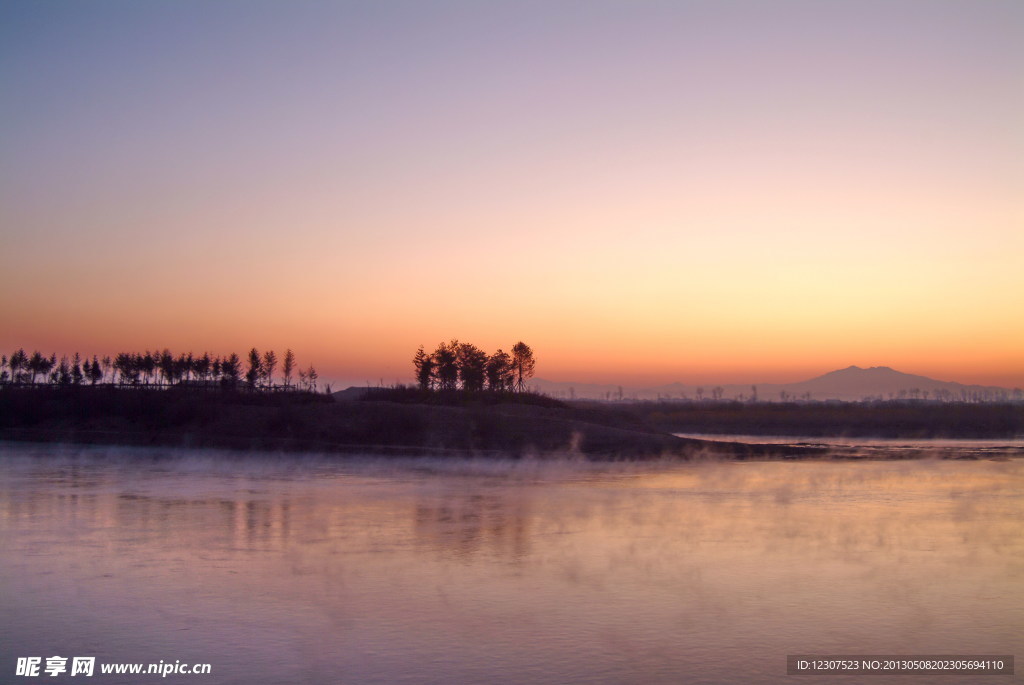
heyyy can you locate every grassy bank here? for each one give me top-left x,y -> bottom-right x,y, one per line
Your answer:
0,386 -> 837,460
17,387 -> 1016,459
620,400 -> 1024,439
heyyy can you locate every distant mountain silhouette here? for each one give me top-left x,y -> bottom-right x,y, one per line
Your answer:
533,366 -> 1018,402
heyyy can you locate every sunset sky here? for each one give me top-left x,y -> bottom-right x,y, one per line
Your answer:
2,0 -> 1022,389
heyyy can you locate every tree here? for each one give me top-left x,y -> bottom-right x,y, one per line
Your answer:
27,350 -> 45,384
412,346 -> 434,390
221,353 -> 241,387
433,341 -> 459,391
485,349 -> 513,391
457,342 -> 488,392
114,352 -> 139,385
71,353 -> 83,385
159,349 -> 175,385
262,350 -> 277,389
141,351 -> 156,385
194,353 -> 211,383
54,356 -> 72,386
9,349 -> 27,384
510,341 -> 535,392
246,348 -> 262,389
89,355 -> 103,385
282,349 -> 296,389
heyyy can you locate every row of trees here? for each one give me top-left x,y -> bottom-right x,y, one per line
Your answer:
412,340 -> 535,392
1,348 -> 321,392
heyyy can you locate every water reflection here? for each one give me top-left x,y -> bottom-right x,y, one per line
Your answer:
1,445 -> 1021,684
414,493 -> 532,560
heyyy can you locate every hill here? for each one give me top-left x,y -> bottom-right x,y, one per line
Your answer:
534,366 -> 1019,402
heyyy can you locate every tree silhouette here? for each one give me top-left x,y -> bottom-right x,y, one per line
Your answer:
282,349 -> 296,389
485,349 -> 513,391
511,341 -> 535,392
159,349 -> 176,385
140,351 -> 155,385
89,355 -> 104,385
3,344 -> 317,393
53,356 -> 72,385
457,342 -> 488,392
433,341 -> 459,391
262,350 -> 277,389
195,353 -> 211,383
221,353 -> 242,387
114,352 -> 139,385
27,351 -> 45,384
72,353 -> 83,385
9,349 -> 27,384
412,346 -> 434,390
410,341 -> 534,393
246,348 -> 262,389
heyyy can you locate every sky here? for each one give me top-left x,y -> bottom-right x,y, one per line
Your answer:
2,0 -> 1022,389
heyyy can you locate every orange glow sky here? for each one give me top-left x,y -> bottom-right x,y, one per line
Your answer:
2,1 -> 1022,388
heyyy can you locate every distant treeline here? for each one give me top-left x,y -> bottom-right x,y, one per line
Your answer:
1,348 -> 322,392
624,399 -> 1024,439
412,340 -> 535,392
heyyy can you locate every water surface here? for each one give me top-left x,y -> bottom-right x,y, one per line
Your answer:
2,443 -> 1021,683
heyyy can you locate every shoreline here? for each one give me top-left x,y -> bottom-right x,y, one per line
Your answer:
3,387 -> 1021,462
4,433 -> 1021,463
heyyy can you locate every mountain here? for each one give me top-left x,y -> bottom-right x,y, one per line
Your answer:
533,366 -> 1018,402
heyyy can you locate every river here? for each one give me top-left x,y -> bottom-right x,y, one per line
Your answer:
1,443 -> 1021,683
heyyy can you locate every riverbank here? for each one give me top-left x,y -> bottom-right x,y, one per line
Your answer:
5,387 -> 1019,460
0,386 -> 832,460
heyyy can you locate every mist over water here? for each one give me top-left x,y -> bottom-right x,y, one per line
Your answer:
1,444 -> 1021,684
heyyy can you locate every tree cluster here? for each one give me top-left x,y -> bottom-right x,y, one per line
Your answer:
412,340 -> 535,392
1,347 -> 319,392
